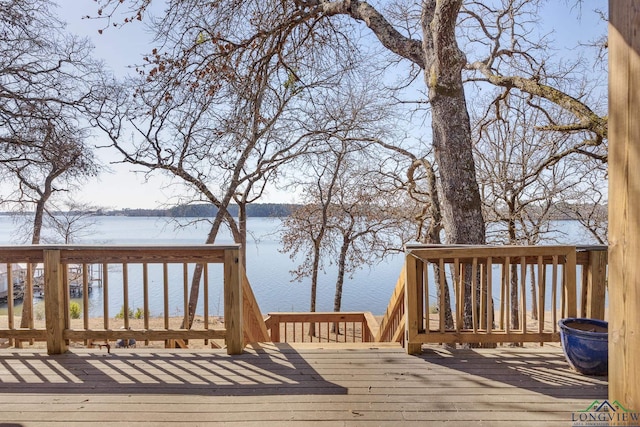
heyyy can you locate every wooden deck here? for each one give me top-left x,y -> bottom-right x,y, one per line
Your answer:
0,343 -> 607,426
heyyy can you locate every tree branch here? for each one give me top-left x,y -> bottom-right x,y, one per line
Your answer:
467,60 -> 608,143
295,0 -> 424,68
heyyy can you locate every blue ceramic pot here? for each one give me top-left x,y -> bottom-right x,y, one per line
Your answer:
559,318 -> 608,376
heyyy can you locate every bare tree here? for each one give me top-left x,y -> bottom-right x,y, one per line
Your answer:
461,0 -> 607,157
95,0 -> 607,335
374,140 -> 456,329
474,89 -> 603,325
280,142 -> 347,336
277,75 -> 417,330
95,0 -> 486,249
0,0 -> 106,241
44,199 -> 100,244
464,0 -> 608,326
556,161 -> 608,245
2,121 -> 97,244
476,95 -> 582,242
324,162 -> 409,326
93,5 -> 362,329
0,0 -> 109,338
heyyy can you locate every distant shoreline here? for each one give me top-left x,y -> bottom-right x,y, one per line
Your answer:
0,201 -> 603,221
0,203 -> 300,219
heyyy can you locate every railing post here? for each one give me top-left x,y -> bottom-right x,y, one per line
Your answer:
224,248 -> 243,355
584,249 -> 608,320
405,254 -> 421,354
44,249 -> 68,354
270,315 -> 281,342
564,248 -> 578,318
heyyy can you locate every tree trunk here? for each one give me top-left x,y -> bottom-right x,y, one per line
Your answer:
422,160 -> 455,329
180,206 -> 242,330
30,174 -> 54,245
31,198 -> 45,245
507,217 -> 526,347
529,264 -> 538,321
237,202 -> 248,267
21,177 -> 54,339
422,1 -> 486,336
421,1 -> 485,247
510,263 -> 520,330
332,237 -> 350,334
308,242 -> 321,337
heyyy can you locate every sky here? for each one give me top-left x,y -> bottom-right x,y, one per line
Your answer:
57,1 -> 173,210
58,0 -> 302,210
54,1 -> 608,210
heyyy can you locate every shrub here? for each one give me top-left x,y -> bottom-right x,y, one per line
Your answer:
69,302 -> 81,319
115,305 -> 134,319
34,302 -> 46,321
134,307 -> 144,319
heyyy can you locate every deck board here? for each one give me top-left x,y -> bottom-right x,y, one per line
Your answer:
0,343 -> 607,426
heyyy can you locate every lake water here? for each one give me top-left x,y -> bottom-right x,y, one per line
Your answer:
0,215 -> 405,316
0,215 -> 600,317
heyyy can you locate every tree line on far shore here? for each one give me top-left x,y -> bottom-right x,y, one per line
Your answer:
0,201 -> 606,222
98,203 -> 300,218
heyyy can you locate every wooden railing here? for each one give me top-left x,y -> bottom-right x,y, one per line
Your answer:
0,245 -> 245,354
2,244 -> 607,354
264,312 -> 379,343
577,246 -> 608,320
375,264 -> 405,344
402,244 -> 608,354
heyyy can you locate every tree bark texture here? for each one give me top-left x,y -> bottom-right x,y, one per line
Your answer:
323,0 -> 483,243
422,159 -> 455,329
363,0 -> 486,331
21,175 -> 55,336
422,1 -> 486,335
180,206 -> 241,330
332,236 -> 350,333
529,264 -> 538,321
421,0 -> 485,246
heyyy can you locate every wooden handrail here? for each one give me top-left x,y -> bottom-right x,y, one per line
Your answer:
242,270 -> 269,344
578,247 -> 608,320
2,244 -> 607,354
363,312 -> 380,342
0,245 -> 244,355
401,244 -> 607,354
375,263 -> 405,343
264,312 -> 377,343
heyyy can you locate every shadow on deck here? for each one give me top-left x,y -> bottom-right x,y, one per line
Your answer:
0,344 -> 348,397
417,344 -> 607,400
0,343 -> 609,426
